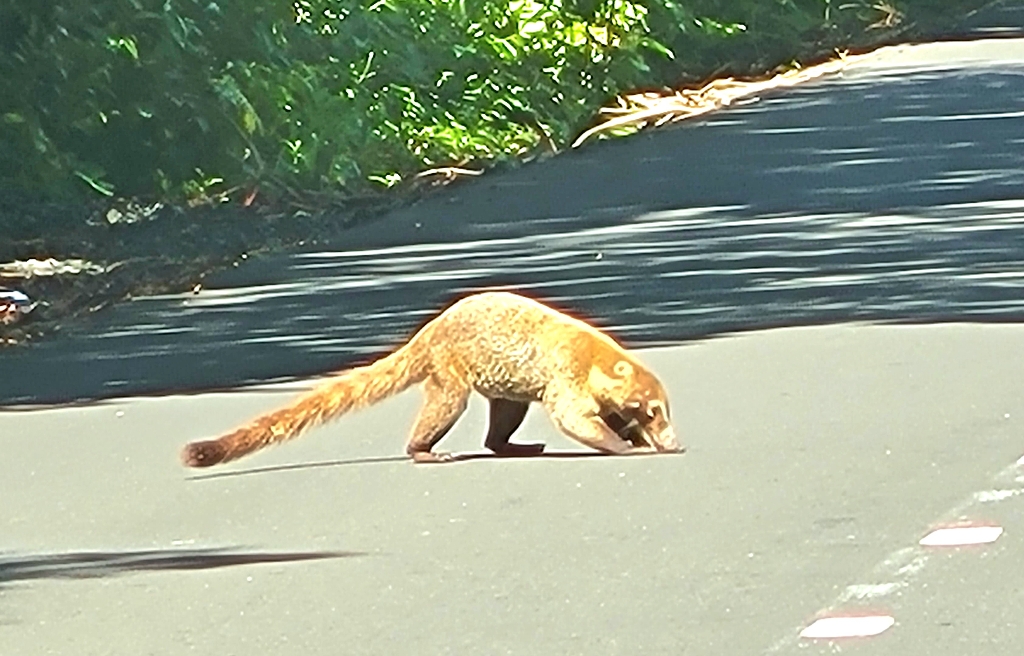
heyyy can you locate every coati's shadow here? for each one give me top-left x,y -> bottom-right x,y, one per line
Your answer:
447,450 -> 613,462
188,454 -> 410,480
188,449 -> 615,480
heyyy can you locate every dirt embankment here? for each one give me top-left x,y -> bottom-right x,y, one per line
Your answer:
0,193 -> 415,346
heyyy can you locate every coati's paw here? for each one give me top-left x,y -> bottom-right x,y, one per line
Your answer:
410,450 -> 456,464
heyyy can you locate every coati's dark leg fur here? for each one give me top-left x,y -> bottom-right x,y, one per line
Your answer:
484,399 -> 545,456
600,407 -> 649,448
406,374 -> 470,463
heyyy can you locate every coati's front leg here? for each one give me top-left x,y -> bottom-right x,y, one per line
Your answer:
406,374 -> 470,463
484,399 -> 545,456
544,391 -> 656,455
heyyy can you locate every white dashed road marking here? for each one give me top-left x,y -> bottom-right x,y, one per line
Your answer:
918,524 -> 1003,547
799,615 -> 895,639
765,450 -> 1024,653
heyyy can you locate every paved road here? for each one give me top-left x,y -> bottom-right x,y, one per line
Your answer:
4,322 -> 1023,654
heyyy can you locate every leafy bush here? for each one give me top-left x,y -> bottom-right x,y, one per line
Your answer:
0,0 -> 992,203
0,0 -> 672,201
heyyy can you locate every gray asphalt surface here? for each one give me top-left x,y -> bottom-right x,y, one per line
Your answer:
4,322 -> 1023,655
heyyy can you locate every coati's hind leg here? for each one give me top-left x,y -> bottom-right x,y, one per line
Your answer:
484,399 -> 545,456
406,374 -> 470,463
544,391 -> 656,456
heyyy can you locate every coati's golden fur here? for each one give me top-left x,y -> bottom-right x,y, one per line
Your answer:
181,291 -> 681,467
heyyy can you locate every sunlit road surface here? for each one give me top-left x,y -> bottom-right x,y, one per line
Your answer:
3,323 -> 1023,655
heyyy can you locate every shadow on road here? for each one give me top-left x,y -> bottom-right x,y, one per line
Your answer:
186,449 -> 656,481
187,454 -> 412,480
0,547 -> 362,583
6,47 -> 1024,409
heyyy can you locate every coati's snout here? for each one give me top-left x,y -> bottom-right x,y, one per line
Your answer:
632,398 -> 683,453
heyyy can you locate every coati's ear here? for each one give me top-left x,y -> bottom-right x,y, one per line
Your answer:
588,359 -> 636,404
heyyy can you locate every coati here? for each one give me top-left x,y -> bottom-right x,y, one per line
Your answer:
181,290 -> 681,467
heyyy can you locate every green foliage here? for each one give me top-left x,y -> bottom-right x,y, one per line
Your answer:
0,0 -> 669,201
0,0 -> 993,203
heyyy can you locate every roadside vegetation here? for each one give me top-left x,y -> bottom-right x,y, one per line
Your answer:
0,0 -> 997,205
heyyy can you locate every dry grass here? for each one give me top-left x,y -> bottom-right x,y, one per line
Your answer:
572,50 -> 880,148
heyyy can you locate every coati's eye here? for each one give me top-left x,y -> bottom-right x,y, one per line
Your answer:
647,399 -> 667,419
613,360 -> 633,377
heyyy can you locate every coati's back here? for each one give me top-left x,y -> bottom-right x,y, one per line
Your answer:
425,291 -> 630,400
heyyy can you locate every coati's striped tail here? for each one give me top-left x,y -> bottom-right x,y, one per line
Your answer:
181,338 -> 429,467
